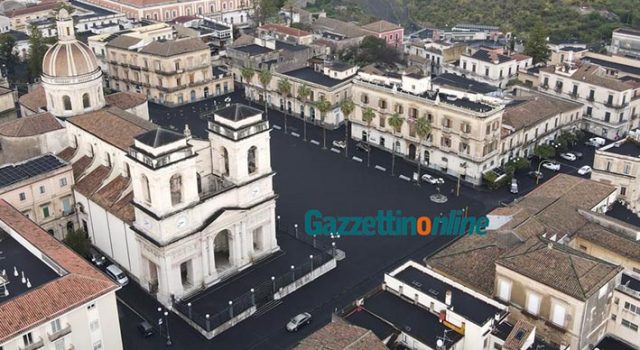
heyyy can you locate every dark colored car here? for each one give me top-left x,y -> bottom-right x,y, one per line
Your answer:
137,321 -> 154,337
89,248 -> 107,267
355,142 -> 370,152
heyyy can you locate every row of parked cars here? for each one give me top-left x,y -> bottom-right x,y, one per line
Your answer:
89,248 -> 129,286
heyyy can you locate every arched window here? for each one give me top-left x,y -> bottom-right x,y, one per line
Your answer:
165,11 -> 170,20
63,95 -> 72,111
210,5 -> 214,12
198,7 -> 202,14
82,93 -> 91,109
247,146 -> 257,174
141,174 -> 151,203
222,3 -> 226,10
221,147 -> 229,176
186,8 -> 191,15
170,174 -> 183,205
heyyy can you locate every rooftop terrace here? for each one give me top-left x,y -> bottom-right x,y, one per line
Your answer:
281,67 -> 349,88
0,155 -> 68,189
599,139 -> 640,157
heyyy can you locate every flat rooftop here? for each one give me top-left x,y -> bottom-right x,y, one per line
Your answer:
621,273 -> 640,293
583,56 -> 640,77
0,230 -> 60,304
491,321 -> 562,350
201,20 -> 231,31
393,265 -> 504,325
432,73 -> 498,94
600,139 -> 640,157
359,291 -> 463,350
595,336 -> 637,350
282,67 -> 347,88
0,154 -> 67,189
233,44 -> 274,56
344,307 -> 396,341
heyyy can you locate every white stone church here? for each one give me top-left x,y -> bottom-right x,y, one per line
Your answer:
16,10 -> 279,306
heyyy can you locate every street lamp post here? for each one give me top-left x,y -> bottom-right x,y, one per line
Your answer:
271,276 -> 276,293
187,302 -> 192,319
294,224 -> 298,239
250,288 -> 255,306
205,314 -> 210,331
228,300 -> 234,318
332,242 -> 336,258
276,215 -> 280,230
536,160 -> 553,185
163,311 -> 172,346
291,265 -> 295,282
309,255 -> 314,276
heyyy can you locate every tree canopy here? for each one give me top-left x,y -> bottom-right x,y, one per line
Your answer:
28,25 -> 48,81
524,23 -> 550,64
340,36 -> 400,66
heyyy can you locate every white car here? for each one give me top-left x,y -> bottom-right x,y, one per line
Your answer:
286,312 -> 311,332
560,153 -> 577,161
578,165 -> 592,175
332,140 -> 346,149
586,137 -> 606,147
542,162 -> 561,171
106,264 -> 129,286
421,174 -> 444,184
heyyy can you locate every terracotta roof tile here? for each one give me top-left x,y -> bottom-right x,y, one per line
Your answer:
575,222 -> 640,261
112,192 -> 135,223
503,94 -> 582,131
75,166 -> 110,196
56,147 -> 77,162
570,63 -> 633,91
18,86 -> 47,113
0,200 -> 117,343
67,107 -> 155,151
139,37 -> 209,57
105,91 -> 147,110
72,155 -> 93,178
0,112 -> 62,137
361,20 -> 402,33
4,2 -> 59,17
259,23 -> 311,37
294,321 -> 387,350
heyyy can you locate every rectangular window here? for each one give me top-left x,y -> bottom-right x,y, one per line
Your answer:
22,333 -> 33,345
526,292 -> 541,315
51,319 -> 62,333
587,106 -> 593,116
60,177 -> 67,187
498,279 -> 511,302
93,340 -> 103,350
621,319 -> 639,332
19,192 -> 26,201
62,198 -> 72,215
54,338 -> 65,350
90,319 -> 100,332
42,206 -> 50,218
589,90 -> 595,100
552,302 -> 566,327
623,163 -> 631,175
605,112 -> 611,122
39,185 -> 45,194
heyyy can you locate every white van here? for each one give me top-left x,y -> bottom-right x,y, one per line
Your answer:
510,179 -> 518,194
106,264 -> 129,286
587,137 -> 606,147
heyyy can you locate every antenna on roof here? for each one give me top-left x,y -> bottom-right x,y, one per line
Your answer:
436,329 -> 453,350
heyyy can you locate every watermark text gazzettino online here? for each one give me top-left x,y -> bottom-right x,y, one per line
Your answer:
304,209 -> 490,236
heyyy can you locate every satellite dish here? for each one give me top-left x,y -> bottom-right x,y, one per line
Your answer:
437,339 -> 444,347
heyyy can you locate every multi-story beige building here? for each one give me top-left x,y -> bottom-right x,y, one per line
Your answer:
245,63 -> 356,128
351,68 -> 504,185
539,63 -> 640,140
106,35 -> 233,105
0,199 -> 123,350
608,272 -> 640,349
591,136 -> 640,213
4,1 -> 59,32
0,154 -> 77,240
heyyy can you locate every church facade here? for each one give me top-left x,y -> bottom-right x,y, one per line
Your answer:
15,10 -> 279,306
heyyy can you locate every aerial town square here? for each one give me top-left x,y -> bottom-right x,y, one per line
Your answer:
0,0 -> 639,349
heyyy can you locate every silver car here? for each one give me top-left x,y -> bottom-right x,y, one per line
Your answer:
286,312 -> 311,332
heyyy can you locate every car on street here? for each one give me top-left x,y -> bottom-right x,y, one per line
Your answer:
542,161 -> 561,171
560,153 -> 577,161
586,137 -> 606,147
355,142 -> 370,152
89,248 -> 107,267
332,140 -> 346,149
421,174 -> 444,184
528,170 -> 544,180
137,321 -> 154,337
578,165 -> 592,175
286,312 -> 312,332
106,264 -> 129,286
510,179 -> 518,194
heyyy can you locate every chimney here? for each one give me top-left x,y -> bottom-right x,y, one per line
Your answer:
445,290 -> 452,306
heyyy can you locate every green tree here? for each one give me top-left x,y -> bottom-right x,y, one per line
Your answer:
277,78 -> 292,132
388,113 -> 405,176
63,229 -> 90,258
253,0 -> 285,25
297,84 -> 311,141
315,96 -> 332,149
534,144 -> 556,159
414,116 -> 431,185
343,36 -> 400,66
340,98 -> 355,157
362,107 -> 376,167
28,25 -> 48,81
258,69 -> 273,117
0,34 -> 17,77
524,22 -> 550,64
241,66 -> 255,99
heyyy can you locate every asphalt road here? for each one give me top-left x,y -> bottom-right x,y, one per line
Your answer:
114,91 -> 602,350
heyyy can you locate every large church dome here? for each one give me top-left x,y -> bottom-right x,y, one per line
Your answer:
42,9 -> 99,78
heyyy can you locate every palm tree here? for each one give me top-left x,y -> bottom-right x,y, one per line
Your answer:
297,84 -> 311,141
240,67 -> 255,100
414,116 -> 432,186
340,98 -> 355,158
362,107 -> 376,167
388,112 -> 405,176
277,78 -> 292,133
315,96 -> 332,149
258,69 -> 272,117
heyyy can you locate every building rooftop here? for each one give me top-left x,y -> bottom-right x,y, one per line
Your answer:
275,40 -> 309,52
213,103 -> 262,122
621,273 -> 640,293
281,67 -> 348,88
568,63 -> 633,91
3,1 -> 59,17
502,93 -> 582,131
598,138 -> 640,157
139,37 -> 209,56
135,128 -> 185,148
392,265 -> 504,325
361,20 -> 402,33
0,154 -> 68,189
312,17 -> 370,39
259,23 -> 311,37
0,200 -> 117,343
105,91 -> 147,110
427,174 -> 618,296
574,212 -> 640,262
18,85 -> 47,113
614,27 -> 640,36
293,320 -> 387,350
343,307 -> 396,342
0,112 -> 63,137
491,321 -> 561,350
594,336 -> 637,350
200,19 -> 231,32
232,44 -> 274,56
67,107 -> 156,151
432,73 -> 499,94
468,49 -> 513,64
356,291 -> 464,349
106,34 -> 143,50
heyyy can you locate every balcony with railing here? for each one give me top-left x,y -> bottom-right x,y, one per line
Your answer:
48,324 -> 71,342
19,338 -> 44,350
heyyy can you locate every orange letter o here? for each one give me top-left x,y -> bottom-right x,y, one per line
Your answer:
417,217 -> 432,236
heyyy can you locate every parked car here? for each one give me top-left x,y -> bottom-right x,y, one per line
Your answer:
421,174 -> 444,184
572,151 -> 583,159
332,140 -> 346,149
586,137 -> 606,147
528,171 -> 544,180
89,248 -> 107,267
106,264 -> 129,286
286,312 -> 312,332
560,153 -> 577,161
137,321 -> 154,337
510,179 -> 518,194
355,142 -> 370,152
578,165 -> 592,175
542,162 -> 561,171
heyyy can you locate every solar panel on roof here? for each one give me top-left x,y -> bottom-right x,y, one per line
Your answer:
0,155 -> 65,189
